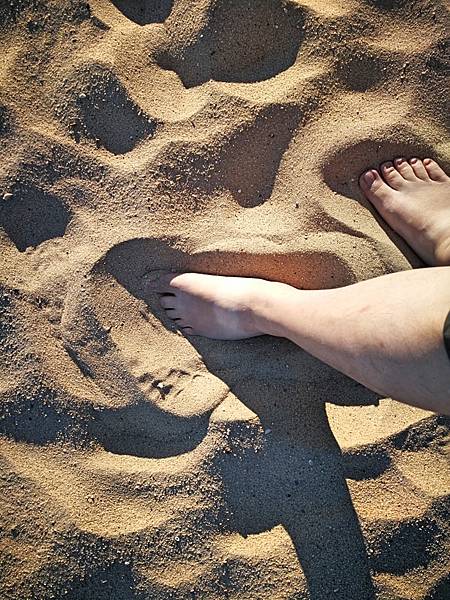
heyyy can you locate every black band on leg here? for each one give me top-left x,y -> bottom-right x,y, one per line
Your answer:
444,310 -> 450,362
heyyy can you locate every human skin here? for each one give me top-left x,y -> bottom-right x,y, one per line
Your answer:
146,158 -> 450,414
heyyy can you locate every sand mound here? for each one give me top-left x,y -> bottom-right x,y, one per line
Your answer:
1,0 -> 449,598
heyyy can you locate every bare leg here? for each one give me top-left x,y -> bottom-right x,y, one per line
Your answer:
146,158 -> 450,414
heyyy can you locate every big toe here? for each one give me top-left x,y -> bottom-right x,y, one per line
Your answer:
359,168 -> 397,211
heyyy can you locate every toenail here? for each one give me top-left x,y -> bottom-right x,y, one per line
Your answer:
395,158 -> 403,164
410,158 -> 417,163
383,162 -> 393,169
364,171 -> 375,184
423,158 -> 432,165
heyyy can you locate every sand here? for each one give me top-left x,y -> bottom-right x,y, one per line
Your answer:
0,0 -> 449,598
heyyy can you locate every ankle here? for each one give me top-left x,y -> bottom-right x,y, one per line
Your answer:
250,281 -> 307,338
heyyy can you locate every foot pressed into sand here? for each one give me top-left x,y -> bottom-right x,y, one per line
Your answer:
145,272 -> 295,340
147,158 -> 450,341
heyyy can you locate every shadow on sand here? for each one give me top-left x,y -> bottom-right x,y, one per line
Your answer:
189,335 -> 377,599
101,237 -> 381,599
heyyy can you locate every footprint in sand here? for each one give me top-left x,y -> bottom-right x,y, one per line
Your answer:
61,233 -> 394,460
0,183 -> 71,252
61,246 -> 231,459
110,0 -> 173,25
160,0 -> 307,87
152,103 -> 302,208
334,42 -> 389,92
57,64 -> 157,155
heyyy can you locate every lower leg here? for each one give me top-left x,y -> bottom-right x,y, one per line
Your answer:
253,268 -> 450,414
147,157 -> 450,413
147,267 -> 450,414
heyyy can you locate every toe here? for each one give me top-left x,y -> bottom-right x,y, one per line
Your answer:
180,326 -> 195,335
380,161 -> 406,190
393,157 -> 416,181
423,158 -> 449,182
160,294 -> 177,309
359,168 -> 397,209
409,158 -> 429,180
175,319 -> 193,332
165,308 -> 182,320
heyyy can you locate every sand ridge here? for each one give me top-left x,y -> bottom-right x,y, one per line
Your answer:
1,0 -> 450,598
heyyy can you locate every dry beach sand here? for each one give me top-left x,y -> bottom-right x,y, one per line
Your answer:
1,0 -> 450,598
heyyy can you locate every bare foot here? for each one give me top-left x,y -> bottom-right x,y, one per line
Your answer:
145,272 -> 291,339
359,157 -> 450,266
147,157 -> 450,340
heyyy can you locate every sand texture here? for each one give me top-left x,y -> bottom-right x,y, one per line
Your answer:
1,0 -> 450,598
